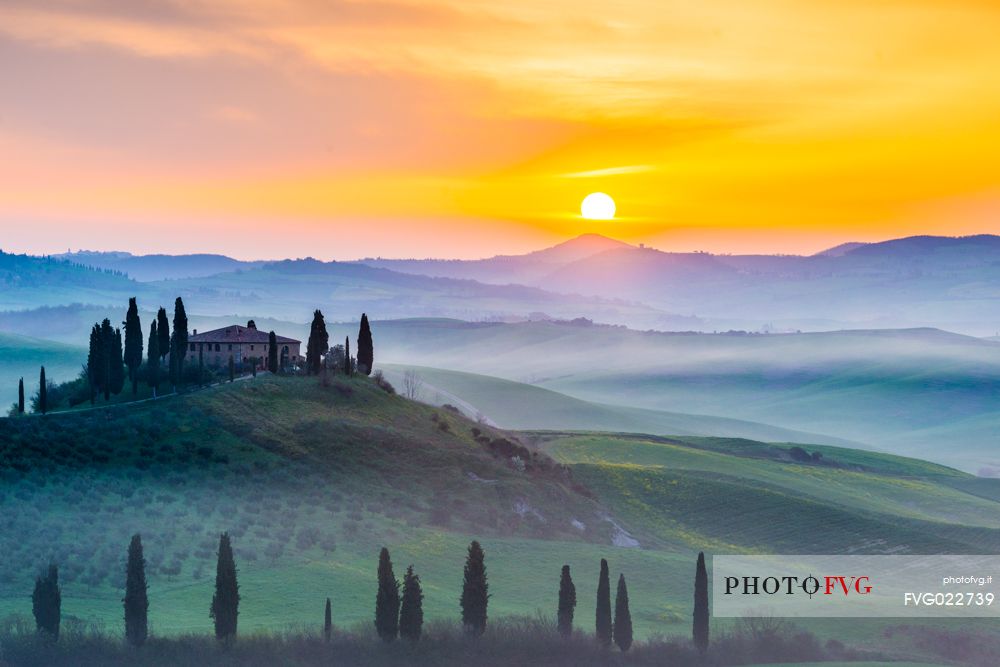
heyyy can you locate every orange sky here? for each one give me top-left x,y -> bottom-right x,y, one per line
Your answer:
1,0 -> 998,259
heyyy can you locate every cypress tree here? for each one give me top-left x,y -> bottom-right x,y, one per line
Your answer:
558,564 -> 576,638
229,355 -> 235,383
268,331 -> 278,373
87,324 -> 102,403
110,327 -> 125,395
172,298 -> 188,385
168,333 -> 178,390
38,366 -> 47,415
399,565 -> 424,642
343,337 -> 351,376
693,551 -> 709,654
357,313 -> 374,375
32,564 -> 60,638
198,345 -> 204,387
124,534 -> 148,647
613,574 -> 633,652
374,547 -> 400,641
124,297 -> 143,395
324,598 -> 332,641
156,307 -> 170,362
460,540 -> 488,636
595,559 -> 611,647
210,533 -> 240,640
305,310 -> 329,375
17,377 -> 24,414
251,358 -> 257,378
147,320 -> 160,397
99,319 -> 115,400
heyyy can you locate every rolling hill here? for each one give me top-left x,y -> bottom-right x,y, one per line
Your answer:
0,332 -> 85,410
364,319 -> 1000,472
1,373 -> 998,660
0,250 -> 142,311
378,364 -> 861,448
53,251 -> 266,281
364,233 -> 1000,334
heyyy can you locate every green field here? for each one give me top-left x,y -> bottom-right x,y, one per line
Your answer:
0,332 -> 85,410
2,374 -> 999,664
369,319 -> 1000,472
380,364 -> 858,447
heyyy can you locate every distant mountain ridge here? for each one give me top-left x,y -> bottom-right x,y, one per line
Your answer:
54,250 -> 265,281
9,232 -> 1000,335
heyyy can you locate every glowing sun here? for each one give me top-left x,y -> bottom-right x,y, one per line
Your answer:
581,192 -> 616,220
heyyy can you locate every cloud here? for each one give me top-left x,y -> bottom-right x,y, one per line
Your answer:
561,165 -> 657,179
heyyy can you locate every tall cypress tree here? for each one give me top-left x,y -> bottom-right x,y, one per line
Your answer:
305,310 -> 329,375
38,366 -> 47,415
343,336 -> 351,376
124,534 -> 149,647
229,355 -> 235,383
460,540 -> 488,636
32,564 -> 61,638
124,297 -> 143,395
374,547 -> 400,641
268,331 -> 278,373
198,345 -> 204,387
168,332 -> 178,390
87,324 -> 102,403
110,327 -> 126,395
147,320 -> 160,397
399,565 -> 424,642
357,313 -> 374,375
558,564 -> 576,638
156,307 -> 170,363
324,598 -> 333,641
595,559 -> 612,647
99,319 -> 115,400
613,574 -> 633,652
693,551 -> 709,654
210,533 -> 240,640
172,298 -> 188,385
17,377 -> 24,414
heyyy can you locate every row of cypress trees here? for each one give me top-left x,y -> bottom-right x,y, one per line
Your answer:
373,540 -> 488,642
29,539 -> 709,652
557,552 -> 709,653
30,532 -> 238,645
306,311 -> 375,376
83,296 -> 190,402
17,367 -> 47,415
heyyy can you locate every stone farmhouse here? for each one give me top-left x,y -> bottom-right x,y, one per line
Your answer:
188,321 -> 301,369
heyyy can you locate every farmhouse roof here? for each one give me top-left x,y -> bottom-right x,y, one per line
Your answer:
189,324 -> 300,344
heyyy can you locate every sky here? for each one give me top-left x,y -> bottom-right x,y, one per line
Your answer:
1,0 -> 999,260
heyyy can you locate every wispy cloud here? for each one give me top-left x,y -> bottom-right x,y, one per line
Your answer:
561,165 -> 657,179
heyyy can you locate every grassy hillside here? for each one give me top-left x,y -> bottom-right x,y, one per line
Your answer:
0,333 -> 85,410
0,251 -> 143,310
368,319 -> 1000,471
536,433 -> 1000,554
2,374 -> 999,660
0,375 -> 674,637
379,364 -> 860,447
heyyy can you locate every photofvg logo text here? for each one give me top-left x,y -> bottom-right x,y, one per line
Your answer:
724,574 -> 872,598
713,555 -> 1000,618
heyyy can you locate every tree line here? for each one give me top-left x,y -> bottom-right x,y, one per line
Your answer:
305,310 -> 375,377
11,300 -> 378,414
27,535 -> 710,654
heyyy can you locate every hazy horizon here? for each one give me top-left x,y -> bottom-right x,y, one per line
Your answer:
3,229 -> 990,264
